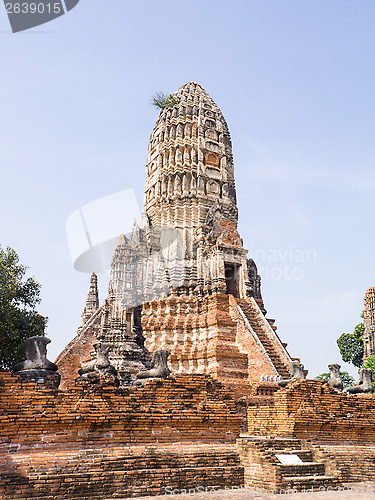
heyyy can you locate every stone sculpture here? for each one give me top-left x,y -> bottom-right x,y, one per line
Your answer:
77,342 -> 119,385
328,363 -> 343,391
13,336 -> 58,372
278,360 -> 306,387
13,336 -> 60,388
136,348 -> 171,380
347,368 -> 374,394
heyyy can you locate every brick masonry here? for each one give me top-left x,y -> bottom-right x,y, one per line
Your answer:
245,379 -> 375,485
4,373 -> 375,496
0,370 -> 243,499
247,379 -> 375,444
55,310 -> 100,390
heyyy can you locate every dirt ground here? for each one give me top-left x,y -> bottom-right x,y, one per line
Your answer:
122,482 -> 375,500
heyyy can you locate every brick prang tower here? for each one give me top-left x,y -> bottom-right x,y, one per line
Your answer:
110,82 -> 293,388
363,287 -> 375,359
58,82 -> 293,390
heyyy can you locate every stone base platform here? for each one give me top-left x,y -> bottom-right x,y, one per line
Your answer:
0,443 -> 243,500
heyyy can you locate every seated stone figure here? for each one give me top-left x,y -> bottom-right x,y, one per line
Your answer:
347,368 -> 374,394
328,363 -> 343,391
278,360 -> 306,388
13,336 -> 58,372
13,335 -> 60,388
78,343 -> 118,383
136,348 -> 171,380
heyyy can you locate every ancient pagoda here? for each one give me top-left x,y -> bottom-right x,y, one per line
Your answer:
57,82 -> 293,390
363,287 -> 375,359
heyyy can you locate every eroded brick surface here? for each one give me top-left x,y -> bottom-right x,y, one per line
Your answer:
0,371 -> 243,499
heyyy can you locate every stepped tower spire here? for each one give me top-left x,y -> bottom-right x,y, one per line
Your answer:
139,82 -> 292,387
142,82 -> 248,296
145,82 -> 237,227
363,287 -> 375,359
81,272 -> 99,325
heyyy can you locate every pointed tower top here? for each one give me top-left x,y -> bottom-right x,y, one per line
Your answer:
117,233 -> 128,245
81,272 -> 99,326
145,82 -> 237,228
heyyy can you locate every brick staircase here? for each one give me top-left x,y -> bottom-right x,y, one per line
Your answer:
236,299 -> 291,379
238,436 -> 341,492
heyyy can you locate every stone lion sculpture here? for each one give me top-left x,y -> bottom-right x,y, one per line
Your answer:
278,360 -> 306,388
328,363 -> 343,391
136,348 -> 171,379
347,368 -> 374,394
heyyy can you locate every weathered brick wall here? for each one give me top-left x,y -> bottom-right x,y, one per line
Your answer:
316,444 -> 375,482
55,314 -> 100,389
247,379 -> 375,444
236,438 -> 281,490
0,371 -> 243,499
142,293 -> 250,386
1,443 -> 243,500
0,371 -> 241,447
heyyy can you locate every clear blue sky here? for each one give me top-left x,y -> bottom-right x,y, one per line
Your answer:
1,0 -> 374,378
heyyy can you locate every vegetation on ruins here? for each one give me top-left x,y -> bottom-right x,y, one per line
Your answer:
315,371 -> 355,389
151,91 -> 177,109
337,318 -> 364,368
0,246 -> 47,370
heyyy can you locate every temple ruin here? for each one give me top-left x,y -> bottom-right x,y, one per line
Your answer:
363,287 -> 375,359
2,83 -> 375,499
57,82 -> 293,392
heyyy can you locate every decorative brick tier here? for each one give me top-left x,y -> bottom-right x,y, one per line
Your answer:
142,293 -> 291,392
143,293 -> 249,386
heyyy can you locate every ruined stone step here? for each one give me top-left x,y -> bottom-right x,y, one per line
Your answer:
240,436 -> 302,448
25,465 -> 245,499
23,454 -> 242,474
236,300 -> 291,378
273,450 -> 313,461
279,462 -> 326,477
282,474 -> 339,491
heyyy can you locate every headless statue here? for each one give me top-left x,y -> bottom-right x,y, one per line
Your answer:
136,348 -> 171,379
278,360 -> 306,388
13,336 -> 58,372
328,363 -> 343,391
78,343 -> 117,377
347,368 -> 374,394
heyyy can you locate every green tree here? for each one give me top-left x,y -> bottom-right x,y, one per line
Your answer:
0,246 -> 47,370
316,371 -> 355,389
151,91 -> 177,109
337,319 -> 364,368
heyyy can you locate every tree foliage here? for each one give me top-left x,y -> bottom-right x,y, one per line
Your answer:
151,92 -> 177,109
315,371 -> 355,389
0,246 -> 47,370
337,320 -> 364,368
